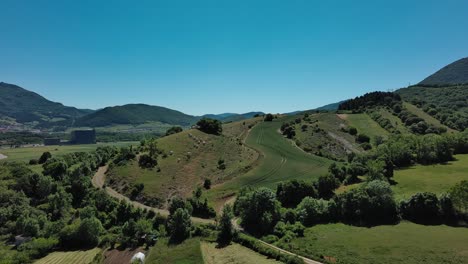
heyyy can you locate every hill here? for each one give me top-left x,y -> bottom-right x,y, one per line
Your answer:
75,103 -> 198,127
0,82 -> 91,128
419,57 -> 468,86
203,112 -> 265,122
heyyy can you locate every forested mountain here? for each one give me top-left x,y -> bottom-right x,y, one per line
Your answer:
75,104 -> 199,127
419,57 -> 468,86
203,112 -> 264,122
0,82 -> 92,127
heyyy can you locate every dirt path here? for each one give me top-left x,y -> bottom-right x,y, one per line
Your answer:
0,153 -> 7,160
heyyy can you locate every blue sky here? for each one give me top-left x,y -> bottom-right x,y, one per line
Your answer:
1,0 -> 467,115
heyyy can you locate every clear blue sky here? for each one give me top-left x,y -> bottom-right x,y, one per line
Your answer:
1,0 -> 467,115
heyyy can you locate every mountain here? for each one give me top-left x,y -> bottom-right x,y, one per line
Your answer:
75,104 -> 198,127
203,112 -> 264,122
0,82 -> 92,127
419,57 -> 468,86
315,100 -> 346,111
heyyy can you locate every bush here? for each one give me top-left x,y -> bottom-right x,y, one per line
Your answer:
203,179 -> 212,189
264,113 -> 274,122
197,118 -> 222,135
356,134 -> 370,143
18,237 -> 58,259
38,152 -> 52,164
348,127 -> 357,135
138,154 -> 157,168
400,192 -> 441,224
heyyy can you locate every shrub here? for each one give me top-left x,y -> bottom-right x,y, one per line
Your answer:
400,192 -> 441,224
197,118 -> 222,135
138,154 -> 157,168
356,134 -> 370,143
203,179 -> 212,189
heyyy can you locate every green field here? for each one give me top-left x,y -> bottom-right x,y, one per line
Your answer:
392,154 -> 468,200
34,248 -> 101,264
282,222 -> 468,264
338,113 -> 389,141
201,242 -> 281,264
146,238 -> 204,264
208,116 -> 331,206
376,107 -> 410,134
0,142 -> 137,163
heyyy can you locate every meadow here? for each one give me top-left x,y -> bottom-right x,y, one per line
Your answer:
0,142 -> 136,163
337,113 -> 389,141
403,102 -> 455,132
201,242 -> 281,264
146,238 -> 204,264
282,222 -> 468,264
33,248 -> 101,264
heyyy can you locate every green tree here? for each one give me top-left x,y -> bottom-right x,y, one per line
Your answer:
264,113 -> 274,122
38,151 -> 52,164
196,118 -> 222,135
168,208 -> 192,243
217,205 -> 234,246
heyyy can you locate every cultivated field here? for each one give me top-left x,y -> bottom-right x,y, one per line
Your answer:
201,242 -> 282,264
282,222 -> 468,264
208,116 -> 331,207
146,238 -> 204,264
0,142 -> 136,163
34,248 -> 101,264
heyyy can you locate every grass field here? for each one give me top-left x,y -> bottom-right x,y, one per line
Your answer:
146,238 -> 204,264
34,248 -> 101,264
208,116 -> 331,207
107,119 -> 260,207
338,113 -> 389,142
403,102 -> 455,133
0,142 -> 136,163
392,154 -> 468,200
376,107 -> 410,134
201,242 -> 281,264
282,222 -> 468,264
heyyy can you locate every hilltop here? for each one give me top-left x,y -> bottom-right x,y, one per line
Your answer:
75,103 -> 198,127
0,82 -> 92,128
419,57 -> 468,86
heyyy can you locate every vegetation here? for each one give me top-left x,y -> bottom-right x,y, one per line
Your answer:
418,57 -> 468,86
33,248 -> 102,264
146,238 -> 204,264
196,118 -> 223,135
201,241 -> 282,264
75,103 -> 198,127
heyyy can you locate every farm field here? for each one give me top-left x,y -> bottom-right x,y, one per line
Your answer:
0,142 -> 137,163
201,242 -> 281,264
34,248 -> 101,264
208,116 -> 331,207
337,113 -> 389,142
107,118 -> 260,207
146,238 -> 204,264
282,222 -> 468,264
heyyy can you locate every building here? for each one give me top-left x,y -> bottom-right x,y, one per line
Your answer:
44,138 -> 61,146
70,129 -> 96,144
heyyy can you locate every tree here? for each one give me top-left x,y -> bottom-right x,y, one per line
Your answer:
264,113 -> 274,122
276,180 -> 317,208
348,127 -> 358,135
356,134 -> 370,143
400,192 -> 441,224
42,159 -> 68,180
196,118 -> 222,135
77,217 -> 103,247
316,175 -> 340,199
169,197 -> 193,215
297,197 -> 333,226
234,188 -> 281,236
449,180 -> 468,215
168,208 -> 192,243
217,205 -> 234,246
166,126 -> 183,136
38,152 -> 52,164
203,179 -> 212,189
138,154 -> 157,168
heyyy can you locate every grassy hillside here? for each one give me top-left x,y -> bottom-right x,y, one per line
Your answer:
284,222 -> 468,264
419,57 -> 468,86
396,85 -> 468,131
201,242 -> 281,264
403,102 -> 455,132
106,119 -> 260,208
0,82 -> 91,128
293,112 -> 362,161
338,113 -> 389,140
208,116 -> 331,207
75,104 -> 198,127
146,238 -> 204,264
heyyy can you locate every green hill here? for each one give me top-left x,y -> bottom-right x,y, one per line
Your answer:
75,103 -> 198,127
419,57 -> 468,86
0,82 -> 91,127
